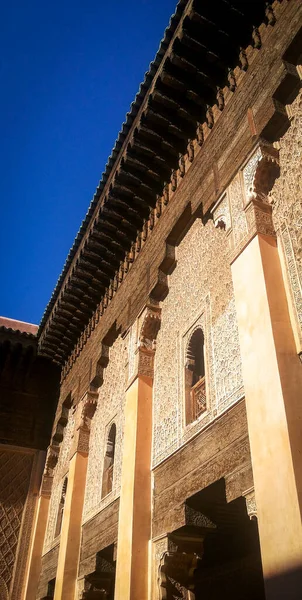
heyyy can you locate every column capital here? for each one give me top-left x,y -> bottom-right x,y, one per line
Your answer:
70,390 -> 98,457
242,140 -> 280,205
40,473 -> 54,499
242,486 -> 257,520
136,303 -> 161,378
230,141 -> 280,264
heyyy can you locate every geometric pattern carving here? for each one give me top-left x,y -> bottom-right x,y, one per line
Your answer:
212,194 -> 232,233
139,303 -> 161,351
243,142 -> 279,205
153,218 -> 244,465
269,90 -> 302,349
159,552 -> 201,600
242,487 -> 257,520
229,142 -> 280,263
191,377 -> 207,421
135,303 -> 162,379
0,450 -> 33,592
83,335 -> 127,522
44,409 -> 76,552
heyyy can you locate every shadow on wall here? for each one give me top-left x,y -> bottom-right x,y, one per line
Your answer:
264,567 -> 302,600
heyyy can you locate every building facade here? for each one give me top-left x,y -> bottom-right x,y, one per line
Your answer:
1,1 -> 302,599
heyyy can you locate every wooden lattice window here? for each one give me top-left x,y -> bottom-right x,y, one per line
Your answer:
101,424 -> 116,498
185,328 -> 206,424
54,477 -> 68,538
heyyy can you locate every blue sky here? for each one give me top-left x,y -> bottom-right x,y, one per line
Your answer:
0,0 -> 176,325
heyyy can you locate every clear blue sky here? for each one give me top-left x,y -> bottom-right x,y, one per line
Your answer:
0,0 -> 176,325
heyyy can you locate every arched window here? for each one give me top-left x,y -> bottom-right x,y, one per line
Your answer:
55,477 -> 68,538
101,424 -> 116,498
185,328 -> 206,424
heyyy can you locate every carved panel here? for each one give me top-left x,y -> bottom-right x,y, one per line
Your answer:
0,449 -> 33,594
243,143 -> 279,204
83,336 -> 127,522
269,90 -> 302,348
212,193 -> 232,233
127,322 -> 138,381
43,408 -> 76,552
242,487 -> 257,520
228,173 -> 248,248
152,537 -> 170,600
152,218 -> 244,465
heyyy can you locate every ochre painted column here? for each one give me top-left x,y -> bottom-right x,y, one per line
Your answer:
54,392 -> 97,600
24,467 -> 52,600
115,304 -> 160,600
231,193 -> 302,598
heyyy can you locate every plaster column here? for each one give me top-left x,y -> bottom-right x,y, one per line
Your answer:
54,392 -> 97,600
24,467 -> 52,600
115,303 -> 160,600
231,156 -> 302,598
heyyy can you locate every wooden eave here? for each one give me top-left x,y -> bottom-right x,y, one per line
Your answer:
38,0 -> 280,364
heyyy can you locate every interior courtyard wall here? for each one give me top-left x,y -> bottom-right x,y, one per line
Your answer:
269,89 -> 302,350
43,410 -> 76,554
0,448 -> 36,599
83,334 -> 127,523
152,216 -> 244,466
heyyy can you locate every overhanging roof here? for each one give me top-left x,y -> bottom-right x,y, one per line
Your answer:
38,0 -> 277,365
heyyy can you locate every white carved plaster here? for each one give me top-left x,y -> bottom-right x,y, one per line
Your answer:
152,218 -> 244,466
269,90 -> 302,348
43,409 -> 75,552
82,335 -> 127,523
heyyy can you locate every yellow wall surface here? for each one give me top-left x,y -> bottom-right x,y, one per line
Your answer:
232,233 -> 302,596
115,375 -> 152,600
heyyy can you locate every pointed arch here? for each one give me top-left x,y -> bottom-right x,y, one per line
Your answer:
185,328 -> 206,424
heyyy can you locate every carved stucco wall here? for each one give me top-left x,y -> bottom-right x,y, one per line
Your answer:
83,335 -> 127,523
270,90 -> 302,349
0,448 -> 34,598
152,216 -> 244,466
43,409 -> 76,553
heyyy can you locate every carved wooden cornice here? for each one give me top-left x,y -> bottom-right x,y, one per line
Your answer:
37,0 -> 293,368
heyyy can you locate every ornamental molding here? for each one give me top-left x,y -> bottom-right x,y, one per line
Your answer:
159,551 -> 201,600
242,486 -> 257,520
128,301 -> 162,380
138,303 -> 162,351
80,390 -> 99,426
230,142 -> 281,264
243,141 -> 280,205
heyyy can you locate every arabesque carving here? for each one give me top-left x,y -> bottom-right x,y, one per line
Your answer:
243,487 -> 257,520
43,408 -> 76,551
159,552 -> 200,600
153,218 -> 244,465
243,142 -> 280,204
0,450 -> 33,593
269,90 -> 302,348
83,335 -> 127,522
139,303 -> 161,351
